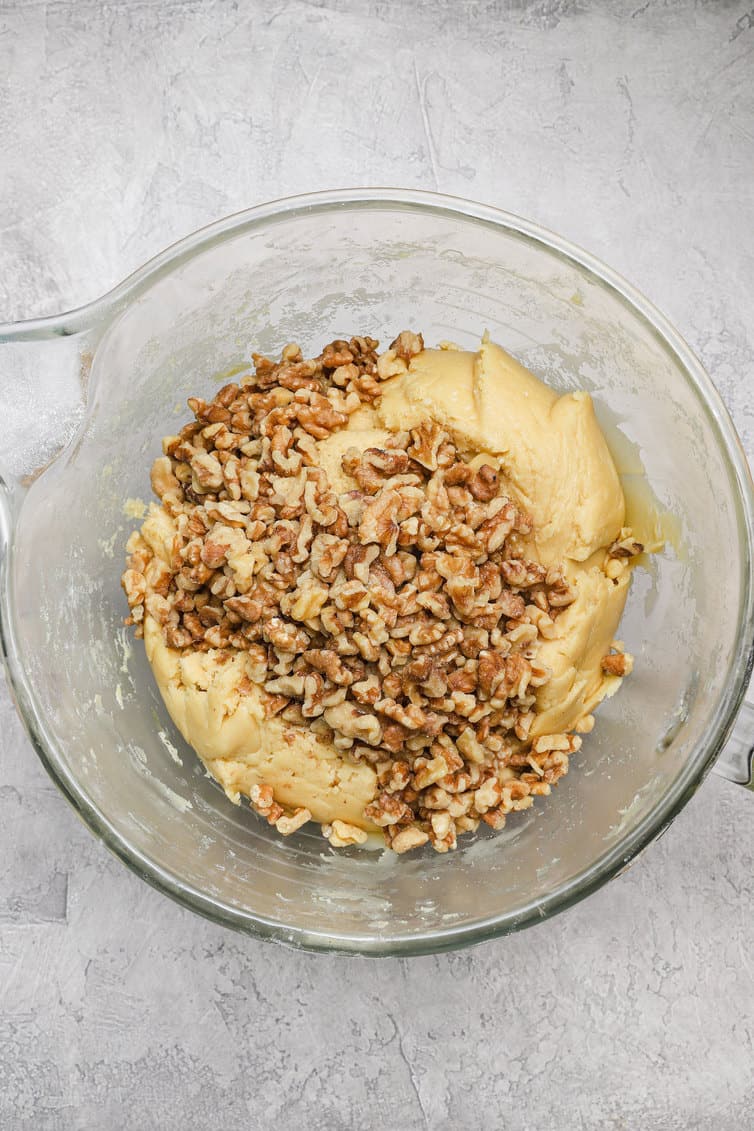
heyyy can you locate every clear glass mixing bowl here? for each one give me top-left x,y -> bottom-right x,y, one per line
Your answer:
2,190 -> 753,955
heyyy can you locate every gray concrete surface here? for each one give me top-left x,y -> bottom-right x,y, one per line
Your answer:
2,1 -> 754,1127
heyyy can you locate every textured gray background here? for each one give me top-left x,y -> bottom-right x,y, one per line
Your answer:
2,1 -> 754,1128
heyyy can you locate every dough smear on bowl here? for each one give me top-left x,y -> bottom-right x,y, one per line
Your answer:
122,331 -> 643,853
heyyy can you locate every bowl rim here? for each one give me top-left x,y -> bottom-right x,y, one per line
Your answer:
2,187 -> 753,956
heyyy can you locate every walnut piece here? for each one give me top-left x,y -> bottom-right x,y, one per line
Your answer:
601,651 -> 634,677
323,820 -> 369,847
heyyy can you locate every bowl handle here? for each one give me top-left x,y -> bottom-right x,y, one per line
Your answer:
0,319 -> 95,488
713,700 -> 754,788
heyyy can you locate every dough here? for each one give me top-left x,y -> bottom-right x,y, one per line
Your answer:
138,337 -> 634,830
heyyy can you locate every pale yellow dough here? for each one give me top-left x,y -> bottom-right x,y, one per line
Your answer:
139,338 -> 634,830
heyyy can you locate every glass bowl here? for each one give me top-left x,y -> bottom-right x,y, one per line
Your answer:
1,190 -> 753,955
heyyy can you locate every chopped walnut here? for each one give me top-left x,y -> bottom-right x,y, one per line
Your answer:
407,421 -> 445,471
248,782 -> 284,826
358,490 -> 401,554
390,330 -> 425,362
323,820 -> 369,847
608,527 -> 644,558
275,807 -> 312,835
601,650 -> 634,677
389,826 -> 430,854
323,702 -> 382,746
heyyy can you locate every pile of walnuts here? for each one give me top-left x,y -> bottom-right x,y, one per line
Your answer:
123,332 -> 596,853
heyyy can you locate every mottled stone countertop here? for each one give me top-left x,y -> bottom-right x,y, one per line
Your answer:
2,2 -> 753,1128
